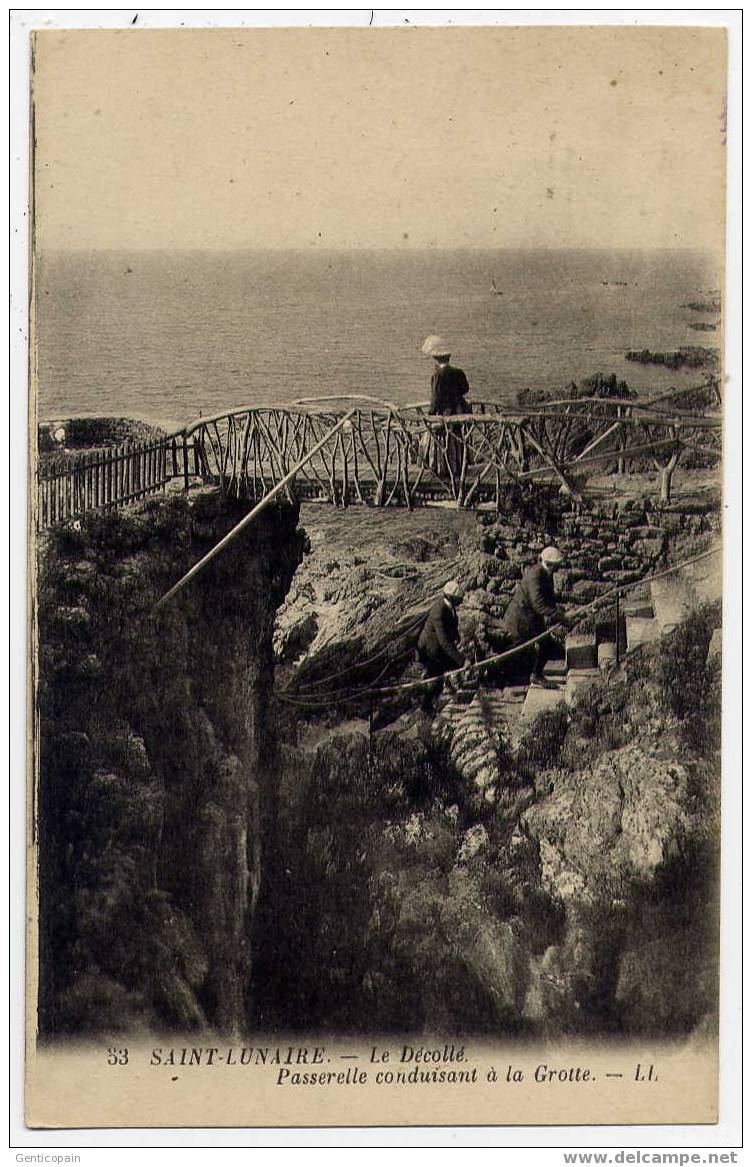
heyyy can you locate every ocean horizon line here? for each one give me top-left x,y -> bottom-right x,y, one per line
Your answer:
36,243 -> 716,257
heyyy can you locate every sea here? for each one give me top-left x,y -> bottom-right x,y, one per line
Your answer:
35,248 -> 719,432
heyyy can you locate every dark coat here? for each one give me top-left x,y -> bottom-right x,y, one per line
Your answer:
500,563 -> 561,643
430,364 -> 471,416
417,597 -> 463,667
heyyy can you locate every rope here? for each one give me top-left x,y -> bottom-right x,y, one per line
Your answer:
288,612 -> 426,693
275,543 -> 721,708
278,661 -> 401,709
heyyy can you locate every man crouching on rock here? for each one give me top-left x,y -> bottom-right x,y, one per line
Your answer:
499,546 -> 573,689
417,579 -> 466,714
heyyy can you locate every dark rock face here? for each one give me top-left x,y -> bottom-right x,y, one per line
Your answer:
36,492 -> 305,1037
252,728 -> 548,1037
36,485 -> 721,1044
255,595 -> 720,1040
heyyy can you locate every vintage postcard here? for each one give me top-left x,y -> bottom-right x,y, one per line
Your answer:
24,19 -> 732,1131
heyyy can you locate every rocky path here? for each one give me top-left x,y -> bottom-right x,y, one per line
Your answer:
431,545 -> 722,803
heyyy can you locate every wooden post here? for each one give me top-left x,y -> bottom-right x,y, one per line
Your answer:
615,589 -> 621,667
341,428 -> 349,508
155,408 -> 357,609
368,697 -> 374,761
655,431 -> 681,504
522,423 -> 583,502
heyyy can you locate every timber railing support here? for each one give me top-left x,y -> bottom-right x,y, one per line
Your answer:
154,409 -> 357,610
36,394 -> 722,531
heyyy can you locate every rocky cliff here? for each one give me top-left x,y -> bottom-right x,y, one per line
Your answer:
35,482 -> 721,1044
256,599 -> 720,1038
255,489 -> 721,1039
36,492 -> 305,1036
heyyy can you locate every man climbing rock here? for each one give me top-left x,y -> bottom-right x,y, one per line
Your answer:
417,579 -> 466,712
500,546 -> 572,688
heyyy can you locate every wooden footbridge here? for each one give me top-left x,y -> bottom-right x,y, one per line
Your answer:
37,389 -> 721,530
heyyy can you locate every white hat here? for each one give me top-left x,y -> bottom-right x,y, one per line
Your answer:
541,546 -> 566,567
421,335 -> 451,358
443,579 -> 465,600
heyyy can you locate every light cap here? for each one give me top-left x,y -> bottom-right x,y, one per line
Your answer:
421,335 -> 451,358
443,579 -> 465,601
541,546 -> 566,567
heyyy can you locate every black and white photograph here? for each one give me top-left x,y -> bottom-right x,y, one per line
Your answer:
18,14 -> 738,1135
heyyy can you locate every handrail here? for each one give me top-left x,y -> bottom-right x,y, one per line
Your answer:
289,393 -> 400,410
278,543 -> 723,706
179,402 -> 357,437
177,400 -> 721,434
175,382 -> 721,440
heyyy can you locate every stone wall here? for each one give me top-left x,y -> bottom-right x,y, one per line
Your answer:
466,495 -> 720,647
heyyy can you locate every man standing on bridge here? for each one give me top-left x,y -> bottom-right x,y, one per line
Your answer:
421,336 -> 472,479
417,579 -> 466,713
499,547 -> 572,689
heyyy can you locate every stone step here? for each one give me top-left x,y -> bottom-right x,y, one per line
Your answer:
597,641 -> 618,670
621,600 -> 655,620
565,633 -> 598,670
447,688 -> 527,718
448,687 -> 477,705
543,658 -> 567,679
650,577 -> 695,634
625,615 -> 661,650
521,684 -> 566,719
472,687 -> 514,704
681,549 -> 722,605
565,668 -> 600,707
707,627 -> 722,662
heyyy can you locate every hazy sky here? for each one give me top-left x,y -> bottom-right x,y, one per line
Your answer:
33,26 -> 726,253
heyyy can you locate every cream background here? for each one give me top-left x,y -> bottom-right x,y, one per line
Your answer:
32,26 -> 726,253
28,1038 -> 718,1129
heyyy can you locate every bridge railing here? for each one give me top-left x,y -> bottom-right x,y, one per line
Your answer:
185,398 -> 721,509
36,435 -> 191,528
36,395 -> 722,528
